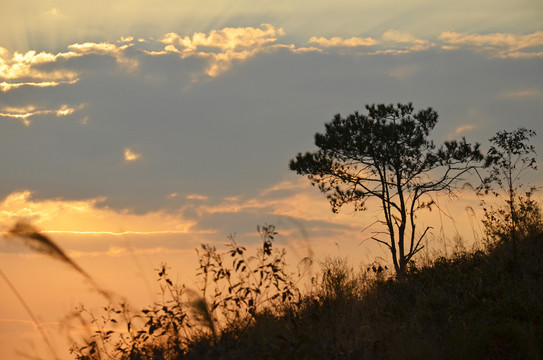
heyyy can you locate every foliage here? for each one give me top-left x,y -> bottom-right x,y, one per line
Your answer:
482,193 -> 543,247
228,231 -> 543,359
52,221 -> 543,359
484,128 -> 537,196
70,225 -> 302,360
289,103 -> 485,276
195,224 -> 301,329
203,231 -> 543,359
482,128 -> 538,257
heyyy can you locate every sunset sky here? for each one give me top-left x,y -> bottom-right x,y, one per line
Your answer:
1,0 -> 542,358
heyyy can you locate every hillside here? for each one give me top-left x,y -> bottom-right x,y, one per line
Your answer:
72,230 -> 543,360
182,236 -> 542,359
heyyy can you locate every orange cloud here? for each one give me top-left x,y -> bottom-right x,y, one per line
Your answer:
196,178 -> 356,227
453,124 -> 476,136
308,36 -> 378,48
0,191 -> 197,237
186,194 -> 208,200
438,31 -> 543,58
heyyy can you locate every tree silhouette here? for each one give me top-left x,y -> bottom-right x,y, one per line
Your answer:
482,128 -> 538,259
290,103 -> 485,277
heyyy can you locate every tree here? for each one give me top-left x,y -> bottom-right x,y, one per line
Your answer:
482,128 -> 539,257
289,103 -> 485,277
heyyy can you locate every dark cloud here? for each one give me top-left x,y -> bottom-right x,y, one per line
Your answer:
0,32 -> 541,216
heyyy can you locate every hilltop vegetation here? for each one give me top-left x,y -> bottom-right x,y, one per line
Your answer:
70,223 -> 543,360
3,116 -> 538,359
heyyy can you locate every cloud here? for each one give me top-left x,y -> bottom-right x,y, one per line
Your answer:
389,65 -> 418,79
307,31 -> 434,55
0,104 -> 85,126
502,88 -> 543,100
194,178 -> 357,227
0,173 -> 488,260
148,24 -> 288,79
119,36 -> 135,43
186,194 -> 208,200
375,30 -> 433,54
453,124 -> 476,136
306,30 -> 543,58
68,42 -> 139,71
0,79 -> 78,92
0,184 -> 343,256
161,24 -> 284,51
123,148 -> 141,162
199,48 -> 268,78
0,191 -> 197,239
289,46 -> 323,54
6,28 -> 537,94
0,48 -> 79,84
42,8 -> 62,17
503,50 -> 543,59
438,31 -> 543,58
382,30 -> 424,44
308,36 -> 378,48
0,42 -> 138,91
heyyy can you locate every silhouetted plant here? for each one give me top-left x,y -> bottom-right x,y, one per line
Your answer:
290,103 -> 485,277
482,128 -> 539,258
482,193 -> 543,248
71,272 -> 194,360
196,224 -> 301,329
70,224 -> 302,359
319,257 -> 360,301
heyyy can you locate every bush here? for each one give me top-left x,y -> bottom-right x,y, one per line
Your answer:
482,193 -> 543,248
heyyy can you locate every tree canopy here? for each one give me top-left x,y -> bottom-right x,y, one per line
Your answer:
290,103 -> 485,276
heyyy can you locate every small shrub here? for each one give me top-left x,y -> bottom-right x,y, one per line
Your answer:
483,193 -> 543,249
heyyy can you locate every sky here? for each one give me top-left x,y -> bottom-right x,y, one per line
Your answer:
1,0 -> 542,358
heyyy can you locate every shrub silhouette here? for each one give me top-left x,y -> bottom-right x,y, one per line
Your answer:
70,224 -> 302,359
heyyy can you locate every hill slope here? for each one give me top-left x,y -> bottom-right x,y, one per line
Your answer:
184,234 -> 543,359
